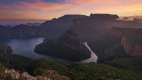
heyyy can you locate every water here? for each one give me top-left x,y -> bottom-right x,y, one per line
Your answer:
80,42 -> 98,63
3,38 -> 98,63
7,38 -> 45,59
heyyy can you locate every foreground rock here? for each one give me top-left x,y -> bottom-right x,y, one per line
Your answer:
1,69 -> 70,80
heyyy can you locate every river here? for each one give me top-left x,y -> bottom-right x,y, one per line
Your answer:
3,38 -> 98,63
7,38 -> 45,59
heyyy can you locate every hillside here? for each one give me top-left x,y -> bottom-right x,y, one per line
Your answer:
35,14 -> 125,62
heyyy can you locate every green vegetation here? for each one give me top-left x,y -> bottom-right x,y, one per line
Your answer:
108,57 -> 142,73
69,63 -> 141,80
0,55 -> 142,80
29,59 -> 142,80
0,43 -> 142,80
31,59 -> 69,76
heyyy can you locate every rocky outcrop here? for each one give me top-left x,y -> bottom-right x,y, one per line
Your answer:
0,69 -> 70,80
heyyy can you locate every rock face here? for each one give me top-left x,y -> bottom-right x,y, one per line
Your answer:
121,30 -> 142,56
114,20 -> 142,57
122,37 -> 142,56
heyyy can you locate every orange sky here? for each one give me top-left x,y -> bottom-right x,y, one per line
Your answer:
0,0 -> 141,20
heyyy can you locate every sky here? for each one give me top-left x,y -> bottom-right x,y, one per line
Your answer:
0,0 -> 142,20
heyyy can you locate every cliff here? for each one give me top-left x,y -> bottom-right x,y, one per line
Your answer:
121,34 -> 142,56
115,21 -> 142,56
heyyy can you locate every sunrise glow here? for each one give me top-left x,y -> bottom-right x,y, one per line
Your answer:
0,0 -> 142,20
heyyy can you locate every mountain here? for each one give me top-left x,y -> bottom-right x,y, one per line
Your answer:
0,15 -> 87,39
0,13 -> 141,62
0,24 -> 45,39
40,14 -> 88,39
35,30 -> 91,62
35,14 -> 126,62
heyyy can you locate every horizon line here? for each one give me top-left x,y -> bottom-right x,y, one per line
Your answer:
0,13 -> 142,21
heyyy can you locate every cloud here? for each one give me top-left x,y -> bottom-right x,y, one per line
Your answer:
0,0 -> 142,20
0,0 -> 67,5
0,0 -> 36,5
0,0 -> 72,20
42,0 -> 67,3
